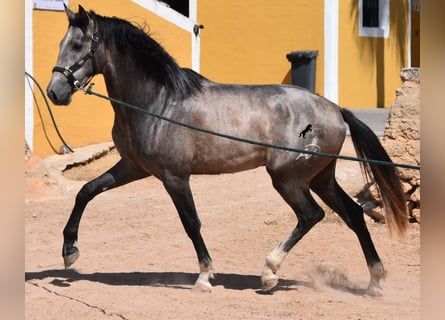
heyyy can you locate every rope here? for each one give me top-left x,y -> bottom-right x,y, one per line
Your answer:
25,72 -> 74,153
83,84 -> 420,171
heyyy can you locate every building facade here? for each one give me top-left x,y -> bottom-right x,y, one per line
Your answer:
26,0 -> 418,157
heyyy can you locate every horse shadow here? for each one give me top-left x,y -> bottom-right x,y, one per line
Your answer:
25,269 -> 312,294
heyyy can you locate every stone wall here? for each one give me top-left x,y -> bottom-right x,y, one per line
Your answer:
384,68 -> 420,222
359,68 -> 420,223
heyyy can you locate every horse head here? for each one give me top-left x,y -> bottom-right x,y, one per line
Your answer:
47,5 -> 99,105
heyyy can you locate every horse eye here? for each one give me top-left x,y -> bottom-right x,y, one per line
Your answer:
72,43 -> 83,51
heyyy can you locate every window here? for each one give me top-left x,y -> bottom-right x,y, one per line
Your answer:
362,0 -> 379,27
359,0 -> 389,38
158,0 -> 189,17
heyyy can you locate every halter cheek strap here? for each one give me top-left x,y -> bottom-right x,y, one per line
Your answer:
52,24 -> 99,91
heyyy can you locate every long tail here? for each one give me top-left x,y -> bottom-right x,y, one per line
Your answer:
340,108 -> 408,236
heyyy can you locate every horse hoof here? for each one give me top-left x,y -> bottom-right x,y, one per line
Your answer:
63,247 -> 79,269
261,269 -> 279,292
192,279 -> 212,293
366,285 -> 383,297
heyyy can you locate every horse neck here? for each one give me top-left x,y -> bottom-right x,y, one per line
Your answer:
101,44 -> 168,111
95,17 -> 202,114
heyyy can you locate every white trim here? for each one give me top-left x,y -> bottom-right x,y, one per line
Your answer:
189,0 -> 197,21
33,0 -> 69,11
359,0 -> 390,38
407,0 -> 411,67
191,34 -> 200,72
132,0 -> 200,71
324,0 -> 338,104
190,1 -> 200,72
25,0 -> 34,150
132,0 -> 195,32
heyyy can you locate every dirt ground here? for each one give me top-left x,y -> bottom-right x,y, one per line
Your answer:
25,139 -> 420,320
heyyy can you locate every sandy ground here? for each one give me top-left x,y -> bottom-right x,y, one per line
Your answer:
25,139 -> 420,319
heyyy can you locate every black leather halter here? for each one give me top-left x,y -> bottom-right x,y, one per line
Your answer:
52,22 -> 99,91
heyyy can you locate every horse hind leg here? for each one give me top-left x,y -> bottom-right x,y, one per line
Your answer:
310,161 -> 385,296
262,170 -> 325,292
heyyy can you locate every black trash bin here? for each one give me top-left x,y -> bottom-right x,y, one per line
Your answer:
286,50 -> 319,92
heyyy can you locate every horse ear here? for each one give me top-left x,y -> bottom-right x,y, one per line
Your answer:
77,5 -> 90,27
64,3 -> 75,22
78,5 -> 87,16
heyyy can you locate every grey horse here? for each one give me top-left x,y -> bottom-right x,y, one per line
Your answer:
47,5 -> 407,295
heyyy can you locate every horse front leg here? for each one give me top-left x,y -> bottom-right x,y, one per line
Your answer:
162,174 -> 213,292
63,159 -> 149,268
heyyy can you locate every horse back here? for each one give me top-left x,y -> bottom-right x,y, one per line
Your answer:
178,82 -> 346,175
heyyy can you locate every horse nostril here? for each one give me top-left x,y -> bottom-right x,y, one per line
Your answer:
47,90 -> 59,104
47,88 -> 71,105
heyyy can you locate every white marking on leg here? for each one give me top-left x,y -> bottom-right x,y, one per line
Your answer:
366,262 -> 386,296
193,263 -> 214,292
261,240 -> 289,292
265,244 -> 288,272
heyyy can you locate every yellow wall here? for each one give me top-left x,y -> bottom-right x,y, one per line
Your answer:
31,0 -> 410,156
199,0 -> 324,92
32,0 -> 191,157
338,0 -> 408,108
200,0 -> 408,109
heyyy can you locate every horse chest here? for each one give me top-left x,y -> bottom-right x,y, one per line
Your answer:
112,121 -> 178,170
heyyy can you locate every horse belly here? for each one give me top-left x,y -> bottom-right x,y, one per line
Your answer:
191,142 -> 267,174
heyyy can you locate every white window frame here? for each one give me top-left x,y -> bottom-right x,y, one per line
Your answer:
359,0 -> 390,38
33,0 -> 68,11
132,0 -> 200,71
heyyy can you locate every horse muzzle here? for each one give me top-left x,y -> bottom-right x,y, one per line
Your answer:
47,79 -> 73,106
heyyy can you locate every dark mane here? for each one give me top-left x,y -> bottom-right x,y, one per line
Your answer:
89,11 -> 204,98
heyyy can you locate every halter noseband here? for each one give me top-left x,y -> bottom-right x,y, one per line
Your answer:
52,22 -> 99,91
